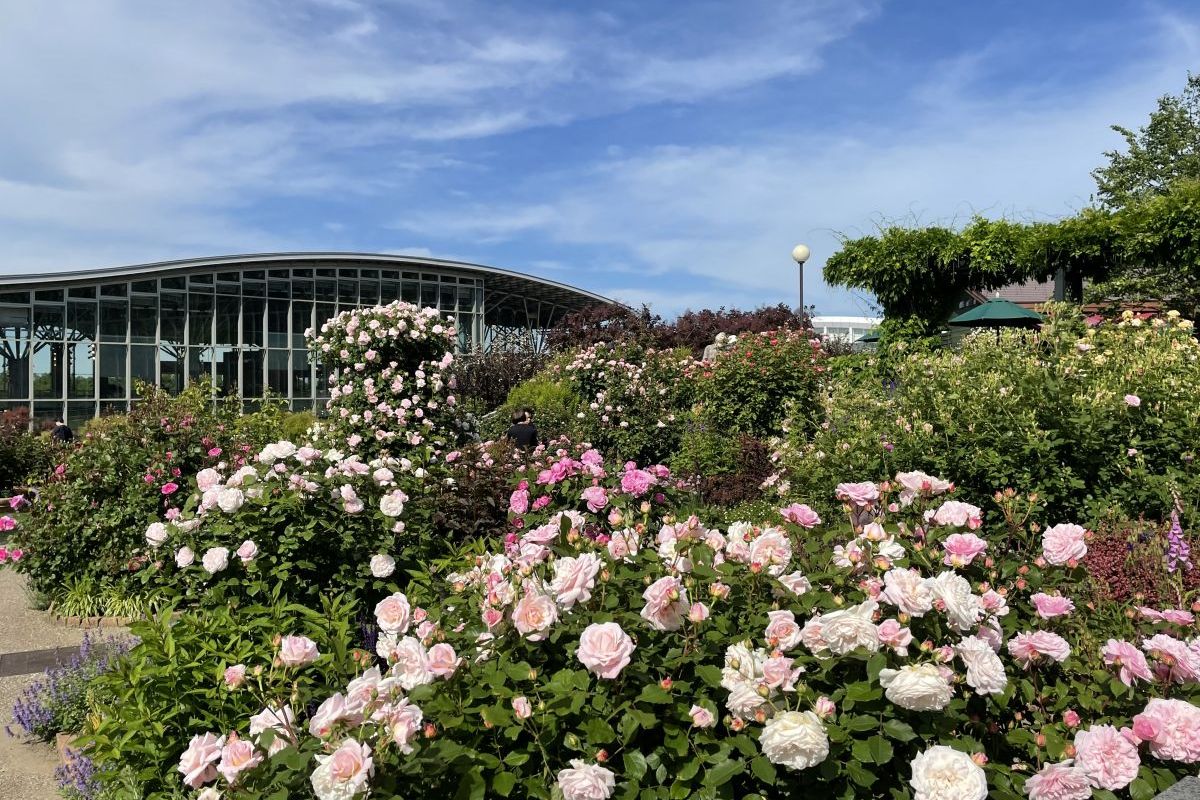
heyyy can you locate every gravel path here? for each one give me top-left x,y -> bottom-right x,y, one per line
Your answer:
0,675 -> 62,800
0,569 -> 90,655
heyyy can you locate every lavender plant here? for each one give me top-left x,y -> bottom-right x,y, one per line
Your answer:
10,632 -> 134,742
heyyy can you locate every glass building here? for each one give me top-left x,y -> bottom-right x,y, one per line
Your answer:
0,253 -> 612,425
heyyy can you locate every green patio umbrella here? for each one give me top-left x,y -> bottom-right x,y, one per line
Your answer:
948,298 -> 1043,330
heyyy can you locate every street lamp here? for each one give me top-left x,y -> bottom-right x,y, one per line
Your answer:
791,243 -> 811,321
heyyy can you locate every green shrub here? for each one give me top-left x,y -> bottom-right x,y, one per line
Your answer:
0,407 -> 55,493
484,376 -> 581,442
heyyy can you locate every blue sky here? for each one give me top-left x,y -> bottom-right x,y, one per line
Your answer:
1,1 -> 1198,316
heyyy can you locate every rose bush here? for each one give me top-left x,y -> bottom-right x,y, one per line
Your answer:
164,466 -> 1200,799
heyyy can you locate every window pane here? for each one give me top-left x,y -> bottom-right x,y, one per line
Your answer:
160,276 -> 186,290
130,297 -> 157,343
458,286 -> 474,313
189,293 -> 214,346
160,345 -> 184,394
67,302 -> 96,342
69,286 -> 96,298
268,350 -> 289,396
215,294 -> 239,347
33,341 -> 63,399
131,345 -> 156,387
35,289 -> 65,302
34,305 -> 64,340
188,347 -> 213,385
100,283 -> 127,297
242,280 -> 265,298
268,279 -> 290,299
243,349 -> 264,399
32,401 -> 63,426
67,342 -> 94,399
338,279 -> 357,304
359,280 -> 379,305
131,280 -> 157,294
402,280 -> 419,304
316,303 -> 335,334
380,280 -> 400,303
292,302 -> 311,348
100,300 -> 128,342
267,299 -> 288,348
292,279 -> 314,300
316,277 -> 336,302
67,401 -> 94,427
420,282 -> 437,308
292,349 -> 311,398
242,298 -> 264,348
0,337 -> 28,400
440,283 -> 455,312
1,306 -> 31,341
99,344 -> 126,399
160,293 -> 186,346
213,347 -> 237,396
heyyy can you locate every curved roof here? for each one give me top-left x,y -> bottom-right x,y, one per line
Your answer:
0,251 -> 616,313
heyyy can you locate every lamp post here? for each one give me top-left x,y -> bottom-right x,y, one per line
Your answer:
791,243 -> 811,324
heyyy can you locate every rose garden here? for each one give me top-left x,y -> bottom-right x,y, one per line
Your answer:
0,295 -> 1197,800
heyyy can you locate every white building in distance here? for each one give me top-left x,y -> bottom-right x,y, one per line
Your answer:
811,315 -> 880,343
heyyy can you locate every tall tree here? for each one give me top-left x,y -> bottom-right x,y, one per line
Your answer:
1093,73 -> 1200,208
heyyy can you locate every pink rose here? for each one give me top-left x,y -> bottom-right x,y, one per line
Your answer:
550,553 -> 602,609
689,704 -> 716,728
223,664 -> 246,689
580,486 -> 609,513
309,693 -> 349,738
1142,634 -> 1200,683
620,467 -> 655,497
688,602 -> 709,623
512,696 -> 532,720
178,732 -> 224,788
607,530 -> 639,561
1031,593 -> 1075,619
374,593 -> 412,635
1074,724 -> 1140,790
1063,709 -> 1080,728
512,592 -> 558,641
640,576 -> 688,631
556,759 -> 616,800
764,609 -> 802,650
196,468 -> 222,491
1024,761 -> 1091,800
482,606 -> 505,631
427,643 -> 461,679
1132,698 -> 1200,763
161,482 -> 179,495
1125,394 -> 1141,407
813,696 -> 836,719
1042,523 -> 1088,565
576,622 -> 636,679
508,487 -> 529,515
216,732 -> 262,785
761,654 -> 802,691
941,533 -> 988,567
780,503 -> 821,528
248,704 -> 296,755
876,619 -> 913,655
278,635 -> 320,667
835,481 -> 879,506
1102,639 -> 1153,686
312,739 -> 374,797
1007,631 -> 1070,668
932,500 -> 982,530
236,540 -> 258,562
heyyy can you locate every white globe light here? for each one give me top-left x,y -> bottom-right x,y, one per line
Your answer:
791,244 -> 811,264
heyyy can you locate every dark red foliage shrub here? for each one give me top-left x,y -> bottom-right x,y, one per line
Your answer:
1083,516 -> 1200,605
694,436 -> 773,507
451,352 -> 549,413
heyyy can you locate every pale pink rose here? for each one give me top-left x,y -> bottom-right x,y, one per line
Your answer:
1062,709 -> 1081,728
689,704 -> 716,728
278,635 -> 320,667
764,609 -> 803,651
556,759 -> 616,800
308,693 -> 349,738
1132,698 -> 1200,763
249,705 -> 296,755
941,533 -> 988,567
932,500 -> 983,530
1102,639 -> 1153,686
1139,607 -> 1196,625
196,468 -> 223,491
390,636 -> 434,690
176,547 -> 195,568
761,654 -> 802,691
178,732 -> 224,788
482,606 -> 505,631
607,529 -> 639,561
512,592 -> 558,641
981,590 -> 1009,616
777,571 -> 812,597
427,643 -> 461,679
577,622 -> 636,679
835,481 -> 879,506
640,576 -> 688,632
813,696 -> 836,719
1042,523 -> 1088,565
1125,394 -> 1141,407
688,602 -> 709,623
1074,724 -> 1141,790
217,732 -> 263,785
894,470 -> 952,503
881,568 -> 933,616
748,529 -> 792,575
780,503 -> 821,528
580,485 -> 609,513
374,593 -> 412,635
1031,593 -> 1076,619
311,738 -> 374,799
1024,761 -> 1091,800
1007,631 -> 1070,668
224,664 -> 246,689
236,540 -> 258,562
877,619 -> 913,655
512,696 -> 533,720
1142,634 -> 1200,684
522,522 -> 560,545
508,487 -> 530,515
550,553 -> 602,609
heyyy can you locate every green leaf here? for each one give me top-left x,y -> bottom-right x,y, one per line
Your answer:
695,664 -> 723,688
750,756 -> 777,785
624,750 -> 649,782
492,772 -> 517,797
703,758 -> 744,787
881,719 -> 917,742
846,761 -> 877,788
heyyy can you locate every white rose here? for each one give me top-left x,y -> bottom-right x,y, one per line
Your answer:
216,487 -> 245,514
882,568 -> 933,615
879,663 -> 954,711
379,490 -> 407,518
389,636 -> 434,690
818,601 -> 881,655
909,745 -> 987,800
370,554 -> 396,578
926,571 -> 983,632
759,711 -> 829,770
556,759 -> 616,800
202,547 -> 230,575
145,522 -> 169,548
955,636 -> 1008,695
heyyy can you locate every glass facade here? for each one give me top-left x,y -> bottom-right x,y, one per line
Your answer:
0,265 -> 486,427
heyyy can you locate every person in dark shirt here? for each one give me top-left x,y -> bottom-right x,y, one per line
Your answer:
50,419 -> 74,444
505,408 -> 538,448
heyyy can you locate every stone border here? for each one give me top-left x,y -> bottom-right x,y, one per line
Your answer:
48,612 -> 135,628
